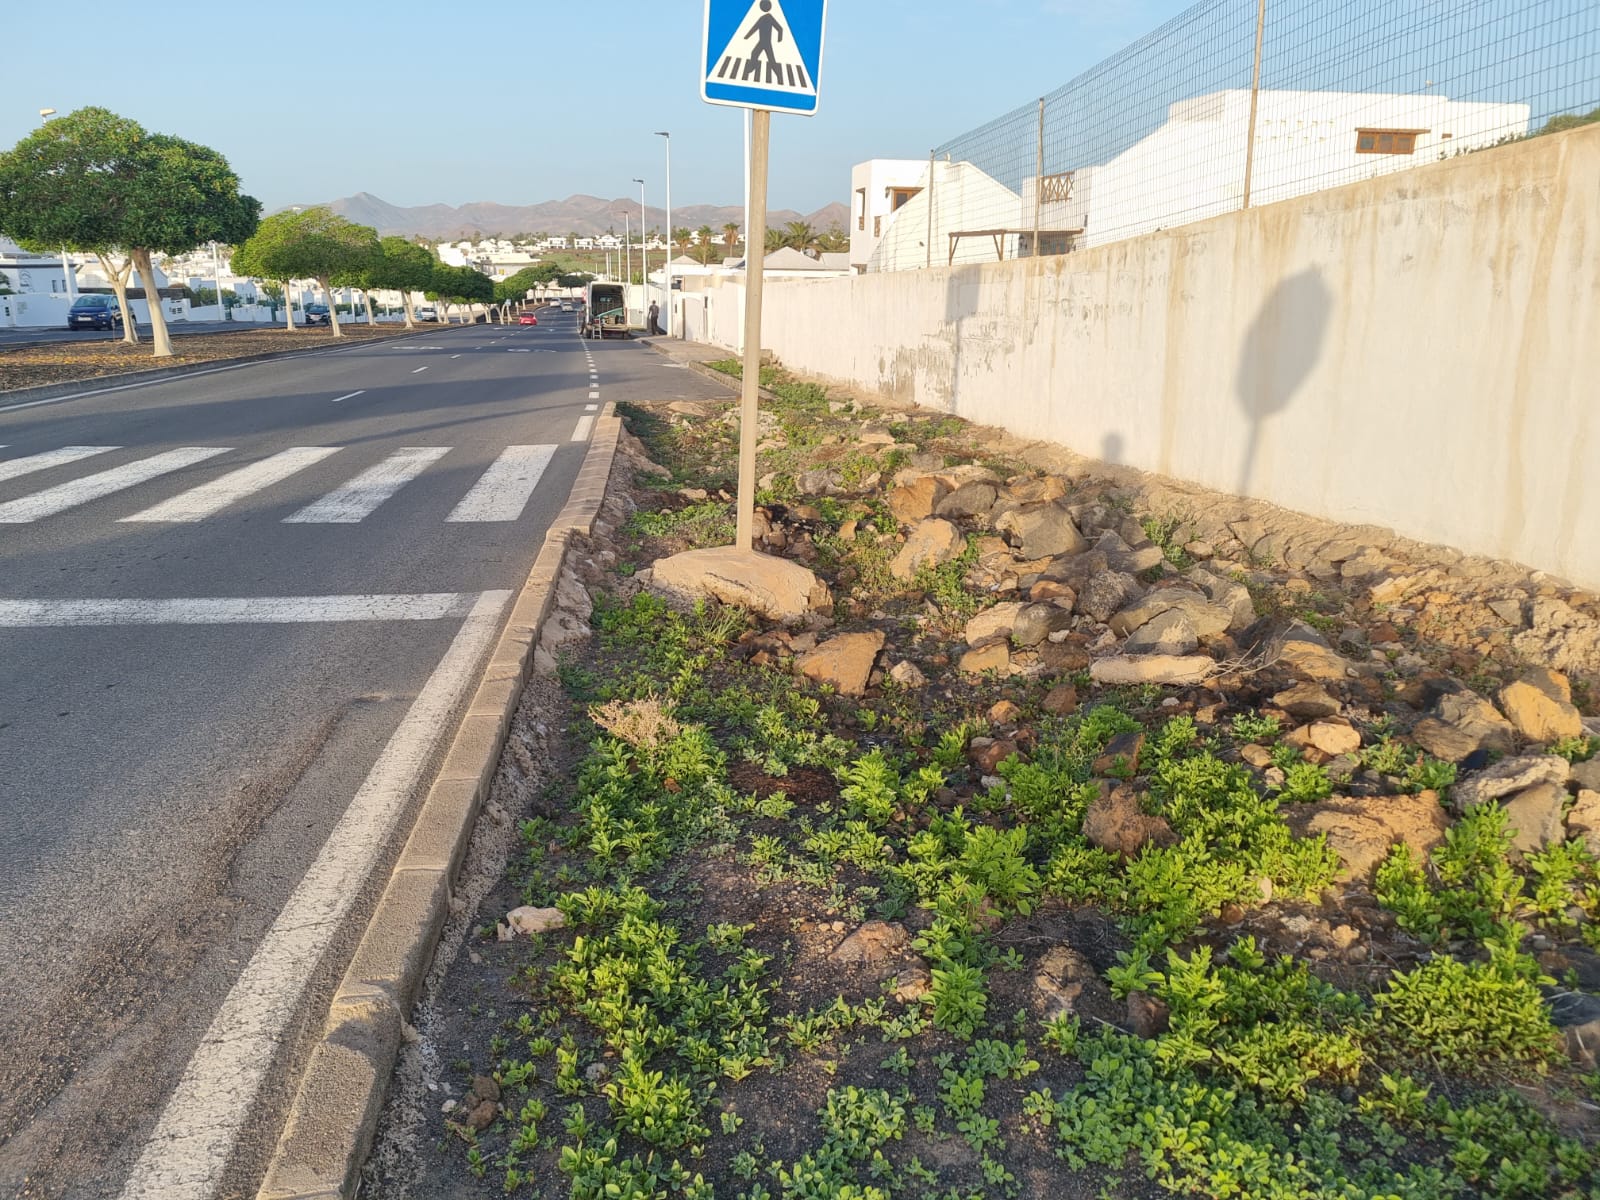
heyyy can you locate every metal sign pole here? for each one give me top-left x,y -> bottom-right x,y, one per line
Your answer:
736,108 -> 772,551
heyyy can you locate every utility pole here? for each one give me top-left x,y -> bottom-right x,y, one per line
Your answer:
655,131 -> 672,335
633,178 -> 647,328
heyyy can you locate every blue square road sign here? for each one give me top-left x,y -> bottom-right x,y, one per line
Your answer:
702,0 -> 827,115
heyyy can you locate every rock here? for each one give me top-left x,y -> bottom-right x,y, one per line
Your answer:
888,476 -> 951,525
1083,783 -> 1177,858
889,660 -> 928,688
1077,571 -> 1143,623
988,700 -> 1023,725
797,631 -> 886,697
1503,781 -> 1567,854
1267,621 -> 1355,682
1092,731 -> 1145,776
965,602 -> 1026,646
1033,946 -> 1101,1019
1284,793 -> 1449,881
1109,589 -> 1231,639
936,481 -> 1000,519
506,906 -> 567,936
1548,991 -> 1600,1069
892,518 -> 965,581
464,1098 -> 499,1132
1011,603 -> 1073,647
1412,686 -> 1520,760
1576,759 -> 1600,792
1042,683 -> 1079,716
1498,668 -> 1584,744
650,547 -> 831,623
1302,719 -> 1361,757
471,1075 -> 502,1103
1124,610 -> 1200,656
1241,744 -> 1274,768
890,965 -> 932,1003
970,737 -> 1020,773
1127,992 -> 1171,1038
1568,790 -> 1600,853
1513,598 -> 1600,679
1089,654 -> 1217,686
1185,540 -> 1215,560
1488,598 -> 1526,626
997,502 -> 1088,559
1272,682 -> 1341,720
830,920 -> 912,966
1451,754 -> 1570,814
960,642 -> 1012,676
859,423 -> 897,445
1184,567 -> 1257,631
1039,638 -> 1091,673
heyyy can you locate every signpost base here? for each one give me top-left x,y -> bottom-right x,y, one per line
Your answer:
736,107 -> 771,552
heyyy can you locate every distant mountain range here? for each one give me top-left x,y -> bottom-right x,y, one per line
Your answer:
310,192 -> 850,241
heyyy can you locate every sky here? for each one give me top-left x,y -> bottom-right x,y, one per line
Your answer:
1,0 -> 1195,217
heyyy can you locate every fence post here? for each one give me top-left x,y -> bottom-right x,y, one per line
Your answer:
926,151 -> 935,269
1242,0 -> 1267,209
1033,98 -> 1045,257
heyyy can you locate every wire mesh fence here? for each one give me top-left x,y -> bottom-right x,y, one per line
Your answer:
878,0 -> 1598,271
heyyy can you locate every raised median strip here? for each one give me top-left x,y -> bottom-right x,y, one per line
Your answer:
253,402 -> 621,1200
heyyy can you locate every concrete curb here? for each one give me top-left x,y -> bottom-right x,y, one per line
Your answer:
0,325 -> 455,408
254,403 -> 624,1200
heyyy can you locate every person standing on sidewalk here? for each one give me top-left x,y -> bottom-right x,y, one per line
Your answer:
647,301 -> 663,336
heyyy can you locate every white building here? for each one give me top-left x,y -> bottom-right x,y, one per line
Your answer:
866,161 -> 1024,272
850,158 -> 928,272
1030,89 -> 1531,249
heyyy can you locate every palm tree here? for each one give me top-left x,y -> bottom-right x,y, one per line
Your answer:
722,222 -> 741,256
782,221 -> 816,252
764,227 -> 785,253
672,227 -> 692,258
695,224 -> 716,264
814,226 -> 849,253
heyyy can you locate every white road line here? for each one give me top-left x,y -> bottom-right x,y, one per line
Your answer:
0,593 -> 482,627
0,448 -> 229,524
284,446 -> 449,523
113,589 -> 512,1200
446,445 -> 556,522
589,391 -> 600,400
451,354 -> 461,359
411,366 -> 429,374
122,447 -> 342,523
331,390 -> 365,403
0,445 -> 119,484
585,404 -> 598,412
571,415 -> 596,442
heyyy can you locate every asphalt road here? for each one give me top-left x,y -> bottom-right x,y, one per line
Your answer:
0,320 -> 248,348
0,315 -> 729,1198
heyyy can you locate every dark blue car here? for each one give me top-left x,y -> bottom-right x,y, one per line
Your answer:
67,294 -> 124,331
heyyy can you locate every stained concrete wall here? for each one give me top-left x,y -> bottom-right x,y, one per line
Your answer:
731,124 -> 1600,589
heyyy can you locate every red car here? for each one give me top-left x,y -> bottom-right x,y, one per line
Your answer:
518,312 -> 539,326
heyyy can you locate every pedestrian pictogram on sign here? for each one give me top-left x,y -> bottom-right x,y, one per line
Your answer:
702,0 -> 827,115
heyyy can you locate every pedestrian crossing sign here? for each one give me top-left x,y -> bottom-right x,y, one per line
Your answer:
702,0 -> 827,115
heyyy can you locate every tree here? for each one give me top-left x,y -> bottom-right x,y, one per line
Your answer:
0,106 -> 259,356
814,226 -> 849,253
672,226 -> 692,257
722,222 -> 741,255
365,236 -> 435,328
695,224 -> 716,264
781,221 -> 816,252
232,207 -> 379,337
426,263 -> 493,323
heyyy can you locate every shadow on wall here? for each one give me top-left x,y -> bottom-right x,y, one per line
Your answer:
942,267 -> 981,414
1102,432 -> 1125,465
1234,268 -> 1333,494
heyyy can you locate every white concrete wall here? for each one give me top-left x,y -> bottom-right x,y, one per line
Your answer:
705,124 -> 1600,589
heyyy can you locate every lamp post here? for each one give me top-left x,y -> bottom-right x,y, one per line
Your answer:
654,131 -> 672,336
37,109 -> 76,300
632,178 -> 647,332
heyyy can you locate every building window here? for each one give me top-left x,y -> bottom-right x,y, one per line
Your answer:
1356,129 -> 1422,155
889,186 -> 922,211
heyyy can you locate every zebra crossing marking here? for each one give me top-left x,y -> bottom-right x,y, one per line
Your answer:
122,448 -> 342,523
284,447 -> 450,524
446,445 -> 556,522
0,448 -> 230,524
0,446 -> 119,484
571,416 -> 596,442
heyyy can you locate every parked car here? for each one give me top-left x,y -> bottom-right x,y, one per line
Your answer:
416,306 -> 439,322
302,303 -> 331,327
518,312 -> 539,326
67,294 -> 124,331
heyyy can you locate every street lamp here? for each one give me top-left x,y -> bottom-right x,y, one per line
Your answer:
655,131 -> 672,336
632,178 -> 647,332
37,109 -> 75,300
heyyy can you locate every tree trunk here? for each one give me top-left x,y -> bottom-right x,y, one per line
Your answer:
362,289 -> 376,325
319,278 -> 343,337
283,281 -> 295,332
130,249 -> 173,358
96,252 -> 140,345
